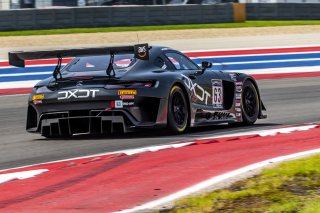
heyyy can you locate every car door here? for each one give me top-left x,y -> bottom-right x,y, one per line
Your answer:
164,51 -> 221,110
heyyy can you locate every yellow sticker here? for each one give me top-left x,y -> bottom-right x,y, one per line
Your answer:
32,94 -> 44,101
118,90 -> 137,95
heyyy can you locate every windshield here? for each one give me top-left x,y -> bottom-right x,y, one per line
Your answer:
65,54 -> 136,72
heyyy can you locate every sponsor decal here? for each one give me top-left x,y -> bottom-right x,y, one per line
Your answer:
138,46 -> 146,58
123,101 -> 134,106
33,100 -> 43,105
32,94 -> 44,101
134,43 -> 149,60
118,90 -> 137,95
115,100 -> 123,108
213,112 -> 230,120
235,102 -> 241,107
235,107 -> 241,112
181,74 -> 211,105
212,79 -> 223,109
236,85 -> 242,93
120,95 -> 135,100
236,113 -> 242,117
58,89 -> 99,100
235,81 -> 243,86
236,93 -> 242,100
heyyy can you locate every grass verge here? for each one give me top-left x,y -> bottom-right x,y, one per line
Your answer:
161,154 -> 320,213
1,20 -> 320,37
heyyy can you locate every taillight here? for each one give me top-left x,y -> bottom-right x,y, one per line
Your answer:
104,81 -> 156,89
110,100 -> 115,108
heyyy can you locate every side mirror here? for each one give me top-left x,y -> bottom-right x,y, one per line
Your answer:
201,61 -> 213,71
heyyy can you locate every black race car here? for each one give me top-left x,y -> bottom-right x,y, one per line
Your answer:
9,44 -> 266,138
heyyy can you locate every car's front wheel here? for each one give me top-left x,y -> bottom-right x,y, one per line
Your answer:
167,86 -> 189,134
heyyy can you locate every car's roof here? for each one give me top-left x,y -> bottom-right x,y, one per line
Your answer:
150,45 -> 176,53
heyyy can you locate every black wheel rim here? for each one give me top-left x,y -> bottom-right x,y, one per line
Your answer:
172,92 -> 187,127
243,86 -> 257,117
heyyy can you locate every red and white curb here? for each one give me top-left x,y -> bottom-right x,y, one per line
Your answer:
0,124 -> 318,185
0,123 -> 319,212
118,147 -> 320,213
0,169 -> 48,185
0,124 -> 316,174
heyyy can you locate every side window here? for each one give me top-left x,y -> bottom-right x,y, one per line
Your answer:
165,52 -> 199,70
153,57 -> 169,70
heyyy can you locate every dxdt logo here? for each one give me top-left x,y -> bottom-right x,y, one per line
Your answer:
58,89 -> 99,100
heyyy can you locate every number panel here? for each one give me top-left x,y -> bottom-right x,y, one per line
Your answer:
212,79 -> 223,109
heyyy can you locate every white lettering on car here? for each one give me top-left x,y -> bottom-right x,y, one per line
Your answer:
181,74 -> 211,105
58,89 -> 99,100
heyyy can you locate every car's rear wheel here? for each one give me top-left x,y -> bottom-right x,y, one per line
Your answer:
167,86 -> 188,134
241,80 -> 259,125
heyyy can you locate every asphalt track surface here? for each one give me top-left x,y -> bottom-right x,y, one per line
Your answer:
0,76 -> 320,170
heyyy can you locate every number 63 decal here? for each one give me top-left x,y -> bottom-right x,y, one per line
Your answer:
212,79 -> 223,108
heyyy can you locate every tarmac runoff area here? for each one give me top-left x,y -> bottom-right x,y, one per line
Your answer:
0,124 -> 320,212
1,26 -> 320,59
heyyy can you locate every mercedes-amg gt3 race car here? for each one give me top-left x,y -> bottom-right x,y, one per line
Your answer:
9,44 -> 266,138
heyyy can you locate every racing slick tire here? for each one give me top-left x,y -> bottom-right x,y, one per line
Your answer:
241,80 -> 259,125
167,86 -> 189,134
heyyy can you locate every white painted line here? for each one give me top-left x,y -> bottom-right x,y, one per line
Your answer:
117,148 -> 320,213
219,58 -> 320,65
0,142 -> 194,174
0,80 -> 40,89
219,66 -> 320,75
0,124 -> 317,174
0,93 -> 29,98
184,45 -> 320,53
119,142 -> 194,156
198,124 -> 318,140
0,63 -> 67,69
192,65 -> 320,75
191,51 -> 320,59
0,169 -> 48,185
0,71 -> 51,77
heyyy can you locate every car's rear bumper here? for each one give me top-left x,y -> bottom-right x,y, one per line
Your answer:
27,109 -> 166,137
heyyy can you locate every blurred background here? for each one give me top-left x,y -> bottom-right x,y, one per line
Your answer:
4,0 -> 320,10
3,0 -> 238,10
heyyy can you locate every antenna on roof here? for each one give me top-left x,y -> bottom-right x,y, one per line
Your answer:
136,33 -> 140,44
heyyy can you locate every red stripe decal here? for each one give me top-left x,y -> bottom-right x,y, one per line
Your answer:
0,88 -> 32,95
0,58 -> 72,67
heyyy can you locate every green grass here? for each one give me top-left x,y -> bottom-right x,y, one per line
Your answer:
161,154 -> 320,213
1,20 -> 320,37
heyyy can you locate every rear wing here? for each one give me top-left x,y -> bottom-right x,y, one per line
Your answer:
8,43 -> 149,67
